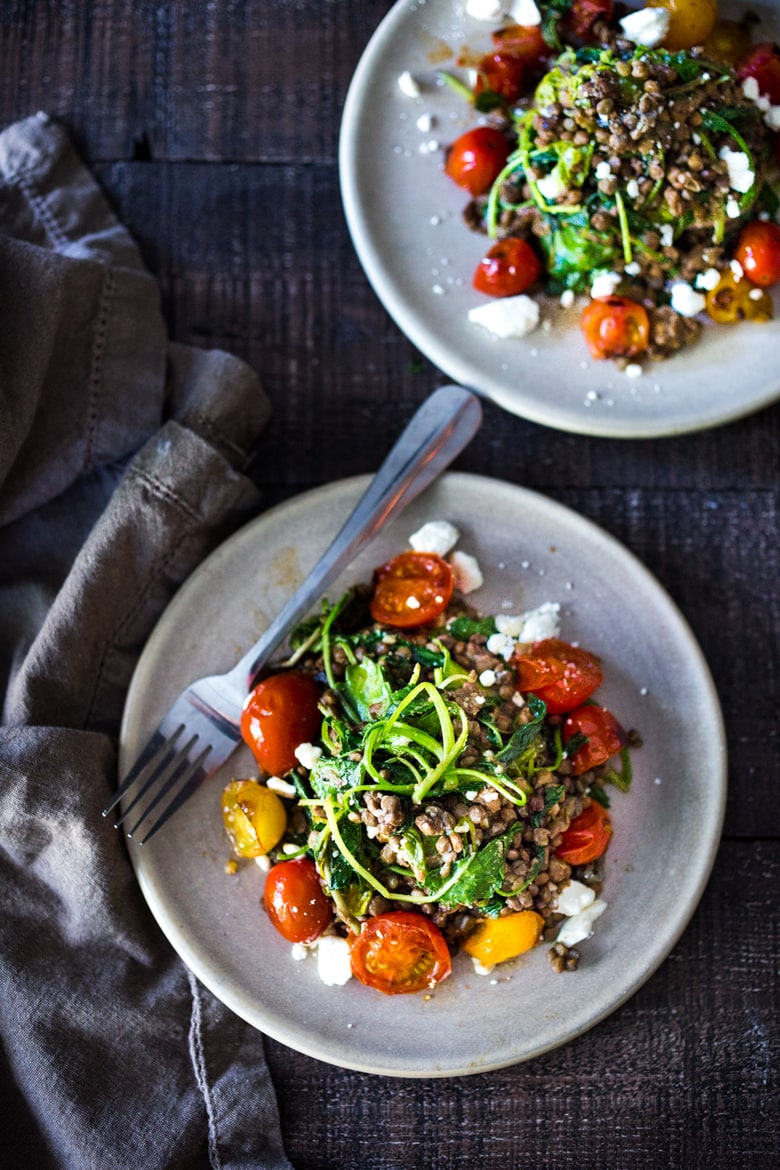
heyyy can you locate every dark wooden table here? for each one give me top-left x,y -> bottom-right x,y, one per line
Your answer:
3,3 -> 777,1167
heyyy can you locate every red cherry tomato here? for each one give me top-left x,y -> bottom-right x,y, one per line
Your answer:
473,237 -> 541,297
555,800 -> 612,866
474,50 -> 526,105
563,704 -> 627,775
241,672 -> 321,776
515,639 -> 604,716
581,295 -> 650,361
561,0 -> 615,43
734,221 -> 780,289
491,23 -> 549,66
737,42 -> 780,105
444,127 -> 512,197
349,911 -> 452,995
263,858 -> 333,944
369,551 -> 454,629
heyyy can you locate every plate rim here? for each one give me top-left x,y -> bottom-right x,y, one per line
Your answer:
338,0 -> 780,439
121,471 -> 728,1076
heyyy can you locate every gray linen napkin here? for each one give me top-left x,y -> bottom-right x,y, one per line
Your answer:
0,114 -> 292,1170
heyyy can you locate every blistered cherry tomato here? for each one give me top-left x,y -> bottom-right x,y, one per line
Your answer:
369,551 -> 453,629
734,221 -> 780,288
241,672 -> 321,776
703,19 -> 753,66
222,779 -> 288,858
491,23 -> 549,66
515,639 -> 604,716
349,911 -> 452,995
474,50 -> 526,105
581,295 -> 650,361
737,42 -> 780,105
444,126 -> 512,197
462,910 -> 544,965
473,237 -> 541,297
264,857 -> 333,943
555,800 -> 613,866
563,704 -> 627,776
646,0 -> 718,51
561,0 -> 615,43
705,270 -> 774,324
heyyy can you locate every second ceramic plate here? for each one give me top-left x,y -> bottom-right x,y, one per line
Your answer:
121,473 -> 726,1077
339,0 -> 780,438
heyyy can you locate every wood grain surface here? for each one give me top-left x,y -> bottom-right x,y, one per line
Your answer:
2,2 -> 777,1167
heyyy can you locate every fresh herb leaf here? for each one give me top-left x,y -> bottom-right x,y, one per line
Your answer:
447,615 -> 498,640
344,657 -> 393,721
430,836 -> 508,910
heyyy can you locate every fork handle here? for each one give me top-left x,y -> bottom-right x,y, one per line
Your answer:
229,384 -> 482,692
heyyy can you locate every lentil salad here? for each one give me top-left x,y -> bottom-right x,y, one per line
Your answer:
442,1 -> 780,367
222,524 -> 638,995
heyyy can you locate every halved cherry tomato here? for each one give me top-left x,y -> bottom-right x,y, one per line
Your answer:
474,50 -> 526,105
734,221 -> 780,289
444,126 -> 512,197
241,672 -> 321,776
462,910 -> 544,965
737,42 -> 780,105
705,270 -> 774,324
515,638 -> 604,715
646,0 -> 718,51
349,910 -> 452,995
369,550 -> 453,629
555,800 -> 612,866
473,237 -> 541,297
222,779 -> 288,858
561,0 -> 615,43
492,23 -> 549,65
563,704 -> 627,776
581,295 -> 650,361
263,857 -> 333,943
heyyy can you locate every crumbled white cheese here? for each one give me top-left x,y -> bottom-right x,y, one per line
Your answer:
660,224 -> 674,248
719,147 -> 754,194
486,631 -> 516,661
625,363 -> 643,378
590,270 -> 621,298
465,0 -> 504,19
515,601 -> 561,643
626,178 -> 641,200
450,550 -> 484,594
468,294 -> 540,339
557,898 -> 608,946
471,956 -> 495,976
316,935 -> 353,986
695,267 -> 721,291
508,0 -> 541,25
618,6 -> 671,48
536,170 -> 568,201
266,776 -> 297,798
594,160 -> 612,180
624,260 -> 641,276
670,281 -> 706,317
726,197 -> 741,220
254,854 -> 271,871
742,76 -> 780,130
416,113 -> 434,133
397,71 -> 420,98
294,742 -> 323,770
556,879 -> 596,917
478,669 -> 497,687
409,519 -> 460,556
291,942 -> 309,961
560,288 -> 575,308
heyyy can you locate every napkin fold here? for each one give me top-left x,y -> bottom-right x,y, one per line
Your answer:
0,114 -> 291,1170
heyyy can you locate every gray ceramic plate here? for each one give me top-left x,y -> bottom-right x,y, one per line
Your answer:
121,473 -> 726,1077
339,0 -> 780,438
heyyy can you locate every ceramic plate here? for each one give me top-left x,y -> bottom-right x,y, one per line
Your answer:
339,0 -> 780,438
120,473 -> 726,1076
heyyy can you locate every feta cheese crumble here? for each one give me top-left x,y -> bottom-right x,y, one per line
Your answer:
316,935 -> 353,986
556,879 -> 596,917
397,71 -> 420,98
670,281 -> 706,317
618,6 -> 671,48
718,147 -> 755,194
450,550 -> 484,594
557,897 -> 608,947
409,519 -> 460,556
590,270 -> 622,299
468,294 -> 540,339
294,742 -> 323,770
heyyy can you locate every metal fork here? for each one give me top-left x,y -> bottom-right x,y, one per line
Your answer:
104,384 -> 482,843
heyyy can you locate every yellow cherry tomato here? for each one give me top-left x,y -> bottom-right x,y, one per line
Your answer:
462,910 -> 544,966
646,0 -> 718,52
703,19 -> 753,66
705,271 -> 774,324
222,779 -> 288,858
